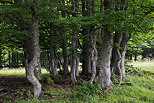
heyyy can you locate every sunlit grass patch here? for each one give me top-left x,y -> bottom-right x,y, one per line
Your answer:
100,75 -> 154,103
130,61 -> 154,73
0,68 -> 48,76
0,68 -> 26,76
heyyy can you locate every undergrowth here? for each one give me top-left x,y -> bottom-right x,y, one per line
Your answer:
2,61 -> 154,103
73,81 -> 102,102
11,73 -> 154,103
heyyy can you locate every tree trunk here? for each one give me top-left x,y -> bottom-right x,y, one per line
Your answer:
134,54 -> 137,61
98,29 -> 113,88
71,0 -> 79,84
142,50 -> 147,60
26,6 -> 41,98
81,0 -> 95,75
120,33 -> 131,81
120,0 -> 129,82
75,56 -> 79,77
23,43 -> 28,68
90,30 -> 98,84
98,0 -> 115,88
111,33 -> 130,83
48,24 -> 58,76
111,33 -> 123,83
49,45 -> 58,75
62,37 -> 68,75
62,32 -> 69,75
110,0 -> 129,84
82,35 -> 92,75
81,0 -> 88,75
0,49 -> 2,67
40,52 -> 48,68
8,50 -> 11,68
11,51 -> 18,68
61,0 -> 69,75
71,30 -> 78,84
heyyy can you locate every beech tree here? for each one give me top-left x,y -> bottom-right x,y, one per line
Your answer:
0,0 -> 153,97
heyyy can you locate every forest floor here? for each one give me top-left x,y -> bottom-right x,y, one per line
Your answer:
0,61 -> 154,103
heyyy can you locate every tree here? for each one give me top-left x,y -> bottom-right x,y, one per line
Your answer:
70,0 -> 79,84
0,0 -> 153,97
24,0 -> 42,98
98,0 -> 115,88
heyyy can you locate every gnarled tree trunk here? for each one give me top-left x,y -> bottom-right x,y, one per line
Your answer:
111,33 -> 131,83
26,6 -> 41,98
111,33 -> 123,83
89,30 -> 98,84
111,0 -> 130,83
120,33 -> 131,81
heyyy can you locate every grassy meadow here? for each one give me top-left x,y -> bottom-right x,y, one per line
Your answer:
0,68 -> 48,76
0,61 -> 154,103
130,60 -> 154,73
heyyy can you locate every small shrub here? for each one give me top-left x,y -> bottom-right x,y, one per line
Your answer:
111,72 -> 119,84
51,74 -> 61,83
42,75 -> 54,85
73,81 -> 101,101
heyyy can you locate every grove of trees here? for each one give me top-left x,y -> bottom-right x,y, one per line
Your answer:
0,0 -> 153,98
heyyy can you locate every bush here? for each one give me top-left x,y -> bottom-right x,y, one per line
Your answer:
51,74 -> 61,83
111,72 -> 119,84
73,81 -> 101,101
41,74 -> 54,85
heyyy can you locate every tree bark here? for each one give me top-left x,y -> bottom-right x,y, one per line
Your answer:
120,33 -> 131,81
71,30 -> 78,84
98,29 -> 113,88
11,51 -> 18,68
26,6 -> 41,98
48,24 -> 58,76
49,44 -> 58,75
110,0 -> 130,84
81,0 -> 95,75
97,0 -> 115,88
71,0 -> 79,84
82,34 -> 92,75
62,36 -> 69,75
90,30 -> 98,84
111,33 -> 123,83
61,0 -> 69,75
8,50 -> 11,68
0,49 -> 2,67
111,33 -> 131,83
75,56 -> 79,77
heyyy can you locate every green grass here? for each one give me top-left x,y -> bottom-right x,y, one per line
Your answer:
130,61 -> 154,73
1,61 -> 154,103
102,75 -> 154,103
12,75 -> 154,103
0,68 -> 48,76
